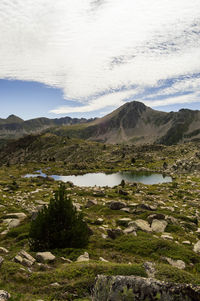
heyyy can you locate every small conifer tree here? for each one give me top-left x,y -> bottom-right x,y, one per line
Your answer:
29,184 -> 89,251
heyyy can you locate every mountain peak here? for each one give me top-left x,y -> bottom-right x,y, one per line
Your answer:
6,115 -> 24,123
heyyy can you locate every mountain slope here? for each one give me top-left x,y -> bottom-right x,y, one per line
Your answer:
49,101 -> 200,145
0,115 -> 91,142
2,101 -> 200,146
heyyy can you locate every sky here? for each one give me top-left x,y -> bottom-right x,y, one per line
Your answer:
0,0 -> 200,120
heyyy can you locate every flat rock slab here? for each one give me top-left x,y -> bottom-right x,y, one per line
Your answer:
92,275 -> 200,301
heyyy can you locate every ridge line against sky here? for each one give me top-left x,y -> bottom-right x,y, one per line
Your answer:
0,0 -> 200,119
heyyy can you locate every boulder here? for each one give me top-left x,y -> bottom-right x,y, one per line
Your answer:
76,252 -> 89,262
95,218 -> 104,225
92,275 -> 200,301
0,247 -> 9,254
161,234 -> 173,240
131,219 -> 152,233
107,228 -> 123,239
147,214 -> 165,224
109,201 -> 126,210
117,218 -> 132,227
151,220 -> 168,233
99,257 -> 109,262
6,213 -> 26,221
123,226 -> 137,236
85,200 -> 97,208
139,204 -> 157,211
0,290 -> 10,301
15,250 -> 36,267
194,241 -> 200,254
3,219 -> 21,229
165,258 -> 186,270
143,261 -> 156,278
36,252 -> 55,263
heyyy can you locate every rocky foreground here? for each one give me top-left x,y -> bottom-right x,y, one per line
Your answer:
0,141 -> 200,299
92,275 -> 200,301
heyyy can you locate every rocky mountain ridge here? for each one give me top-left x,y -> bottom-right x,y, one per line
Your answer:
2,101 -> 200,146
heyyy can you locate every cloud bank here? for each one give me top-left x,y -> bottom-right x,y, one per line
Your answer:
0,0 -> 200,114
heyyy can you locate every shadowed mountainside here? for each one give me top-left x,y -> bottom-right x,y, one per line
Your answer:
47,101 -> 200,145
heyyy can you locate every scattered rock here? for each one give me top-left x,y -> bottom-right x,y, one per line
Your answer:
60,257 -> 72,263
194,241 -> 200,254
131,219 -> 152,233
99,257 -> 109,262
95,218 -> 104,225
165,257 -> 186,270
139,203 -> 157,211
0,256 -> 4,268
182,240 -> 191,245
0,247 -> 8,254
14,250 -> 36,267
151,219 -> 168,233
36,252 -> 55,263
143,261 -> 156,278
123,226 -> 137,236
147,214 -> 165,224
6,212 -> 27,221
0,290 -> 10,300
92,275 -> 200,301
85,199 -> 97,208
3,219 -> 21,229
161,234 -> 173,240
50,282 -> 60,287
107,228 -> 123,239
76,252 -> 89,262
117,218 -> 132,227
109,201 -> 126,210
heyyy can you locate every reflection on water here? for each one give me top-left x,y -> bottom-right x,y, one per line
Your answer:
24,170 -> 172,187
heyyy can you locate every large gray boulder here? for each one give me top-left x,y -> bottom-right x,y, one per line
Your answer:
109,201 -> 126,210
36,252 -> 55,263
151,219 -> 168,233
0,290 -> 10,300
131,219 -> 152,233
92,275 -> 200,301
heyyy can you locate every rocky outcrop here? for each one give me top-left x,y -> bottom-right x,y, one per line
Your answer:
0,290 -> 10,301
92,275 -> 200,301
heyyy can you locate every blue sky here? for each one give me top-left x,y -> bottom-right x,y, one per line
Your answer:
1,78 -> 200,120
0,1 -> 200,120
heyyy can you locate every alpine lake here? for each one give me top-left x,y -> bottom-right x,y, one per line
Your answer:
25,170 -> 172,187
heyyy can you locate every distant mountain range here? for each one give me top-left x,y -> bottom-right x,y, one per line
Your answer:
0,114 -> 91,141
1,101 -> 200,146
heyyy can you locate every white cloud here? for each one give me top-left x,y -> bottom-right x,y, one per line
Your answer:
0,0 -> 200,113
143,92 -> 200,108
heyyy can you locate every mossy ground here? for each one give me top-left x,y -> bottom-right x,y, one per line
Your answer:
0,140 -> 200,299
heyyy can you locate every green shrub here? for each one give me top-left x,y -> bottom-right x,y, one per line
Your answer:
29,184 -> 89,251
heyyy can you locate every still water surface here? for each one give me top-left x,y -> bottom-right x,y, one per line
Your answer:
25,170 -> 172,187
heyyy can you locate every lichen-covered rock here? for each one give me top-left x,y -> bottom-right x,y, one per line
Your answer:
14,250 -> 36,267
36,252 -> 55,263
0,290 -> 10,301
132,219 -> 152,232
109,201 -> 126,210
194,241 -> 200,254
165,257 -> 186,270
92,275 -> 200,301
76,252 -> 89,262
151,219 -> 168,233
